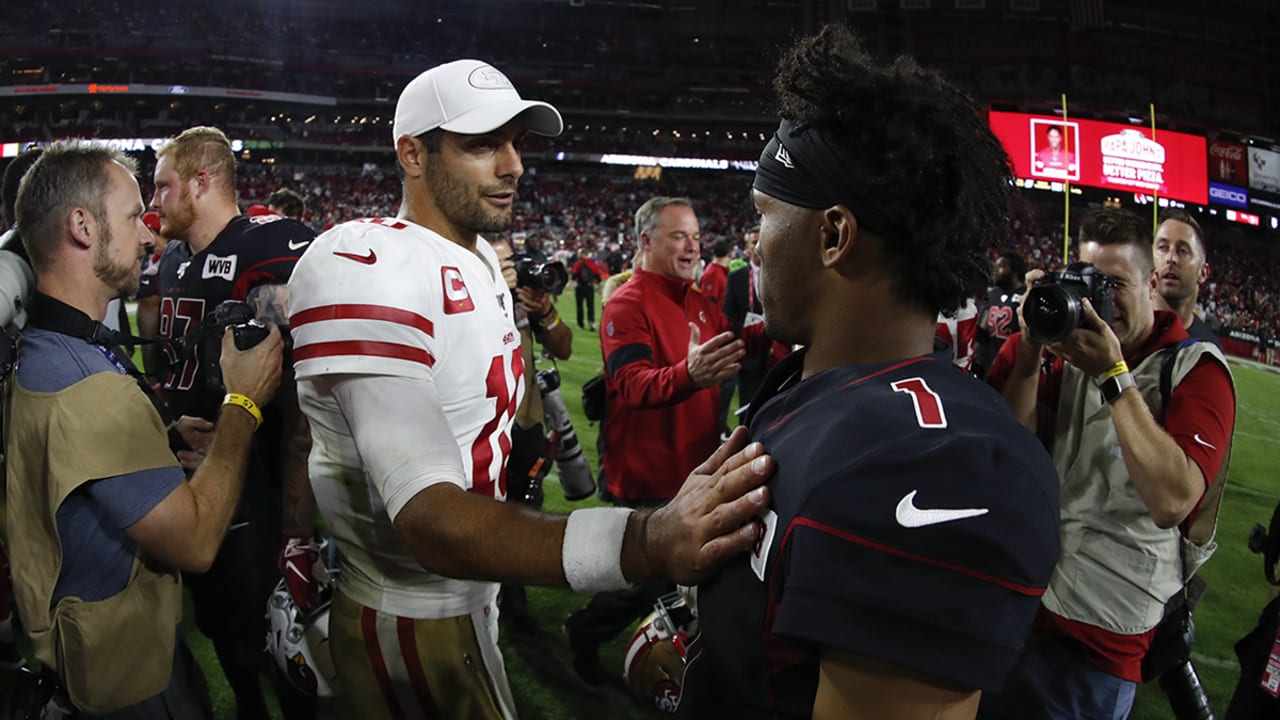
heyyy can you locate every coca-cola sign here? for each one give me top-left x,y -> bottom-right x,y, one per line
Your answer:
1209,141 -> 1247,184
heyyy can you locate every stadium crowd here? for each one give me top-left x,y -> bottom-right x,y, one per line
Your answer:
2,150 -> 1275,351
229,162 -> 1280,352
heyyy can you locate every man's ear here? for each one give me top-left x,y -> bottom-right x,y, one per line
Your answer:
818,205 -> 858,269
396,135 -> 426,179
67,207 -> 94,250
191,170 -> 213,200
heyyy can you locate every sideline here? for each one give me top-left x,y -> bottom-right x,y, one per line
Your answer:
1227,355 -> 1280,375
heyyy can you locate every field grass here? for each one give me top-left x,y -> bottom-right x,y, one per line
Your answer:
3,293 -> 1277,719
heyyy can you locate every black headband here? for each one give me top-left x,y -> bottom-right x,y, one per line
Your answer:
752,120 -> 900,238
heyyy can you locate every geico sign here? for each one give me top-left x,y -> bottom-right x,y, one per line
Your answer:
1209,185 -> 1247,203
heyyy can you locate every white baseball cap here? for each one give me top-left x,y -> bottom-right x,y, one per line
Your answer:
392,59 -> 563,142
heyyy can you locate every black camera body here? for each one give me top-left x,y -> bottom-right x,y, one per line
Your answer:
193,300 -> 271,391
511,252 -> 568,296
1022,261 -> 1116,344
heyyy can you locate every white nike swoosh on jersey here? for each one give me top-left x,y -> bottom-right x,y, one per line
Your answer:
1193,433 -> 1218,450
285,560 -> 309,582
228,521 -> 251,531
288,240 -> 311,251
895,490 -> 989,528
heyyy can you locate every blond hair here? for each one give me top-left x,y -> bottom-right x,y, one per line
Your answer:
156,126 -> 237,197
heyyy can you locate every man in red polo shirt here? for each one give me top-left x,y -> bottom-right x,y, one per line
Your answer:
564,196 -> 744,685
983,207 -> 1236,719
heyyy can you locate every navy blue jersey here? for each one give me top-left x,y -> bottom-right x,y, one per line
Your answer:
678,350 -> 1060,719
974,286 -> 1023,376
155,214 -> 313,420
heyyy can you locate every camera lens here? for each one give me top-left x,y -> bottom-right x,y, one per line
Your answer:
538,263 -> 568,296
1023,285 -> 1080,344
1157,661 -> 1214,720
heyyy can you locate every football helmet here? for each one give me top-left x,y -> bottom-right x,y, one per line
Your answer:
623,593 -> 697,713
265,540 -> 340,697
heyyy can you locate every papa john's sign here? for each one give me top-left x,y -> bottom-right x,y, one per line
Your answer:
989,111 -> 1208,205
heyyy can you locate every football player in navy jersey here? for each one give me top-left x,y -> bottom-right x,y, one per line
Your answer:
142,126 -> 318,720
676,25 -> 1061,720
973,252 -> 1027,379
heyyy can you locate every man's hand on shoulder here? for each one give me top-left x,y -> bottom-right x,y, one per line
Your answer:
686,323 -> 745,388
629,427 -> 773,585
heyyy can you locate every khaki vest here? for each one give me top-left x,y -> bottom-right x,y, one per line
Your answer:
4,370 -> 183,713
1043,341 -> 1232,634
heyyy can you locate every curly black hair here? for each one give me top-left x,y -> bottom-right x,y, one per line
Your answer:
771,23 -> 1012,315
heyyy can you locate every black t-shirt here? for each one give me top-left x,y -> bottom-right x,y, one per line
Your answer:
154,214 -> 313,420
1186,315 -> 1221,349
677,351 -> 1060,719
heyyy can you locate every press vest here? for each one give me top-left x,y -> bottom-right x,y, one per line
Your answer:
1042,341 -> 1232,634
4,370 -> 182,713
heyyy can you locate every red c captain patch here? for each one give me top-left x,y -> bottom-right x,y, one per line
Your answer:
441,266 -> 476,314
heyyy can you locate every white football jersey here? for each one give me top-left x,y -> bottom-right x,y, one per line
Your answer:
936,298 -> 979,373
290,217 -> 524,618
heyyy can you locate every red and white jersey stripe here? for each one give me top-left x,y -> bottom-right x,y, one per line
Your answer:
936,298 -> 979,373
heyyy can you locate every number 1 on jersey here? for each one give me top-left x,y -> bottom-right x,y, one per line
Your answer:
891,377 -> 948,429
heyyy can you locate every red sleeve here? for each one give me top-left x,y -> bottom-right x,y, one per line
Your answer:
985,331 -> 1024,393
1163,357 -> 1236,489
600,292 -> 701,409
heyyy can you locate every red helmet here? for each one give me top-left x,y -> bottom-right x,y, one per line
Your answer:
622,593 -> 697,713
265,540 -> 339,697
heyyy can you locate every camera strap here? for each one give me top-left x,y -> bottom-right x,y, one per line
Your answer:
26,293 -> 175,425
27,293 -> 158,357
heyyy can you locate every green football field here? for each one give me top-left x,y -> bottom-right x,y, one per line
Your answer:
4,292 -> 1276,718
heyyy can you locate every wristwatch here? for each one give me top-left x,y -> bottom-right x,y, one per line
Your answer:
1097,371 -> 1136,404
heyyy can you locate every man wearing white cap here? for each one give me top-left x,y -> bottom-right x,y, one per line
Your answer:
287,59 -> 774,718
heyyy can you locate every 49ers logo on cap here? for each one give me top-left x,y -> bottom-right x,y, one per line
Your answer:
468,66 -> 514,91
441,266 -> 476,314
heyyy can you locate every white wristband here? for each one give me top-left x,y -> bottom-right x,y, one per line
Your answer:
562,507 -> 634,592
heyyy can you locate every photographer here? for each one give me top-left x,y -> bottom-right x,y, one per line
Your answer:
982,208 -> 1236,720
490,235 -> 573,631
4,141 -> 283,717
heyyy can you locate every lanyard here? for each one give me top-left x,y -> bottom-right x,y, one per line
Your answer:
25,293 -> 173,423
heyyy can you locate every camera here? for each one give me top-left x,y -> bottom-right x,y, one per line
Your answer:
512,252 -> 568,295
1158,659 -> 1215,720
536,367 -> 596,501
189,300 -> 272,392
1022,261 -> 1116,344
